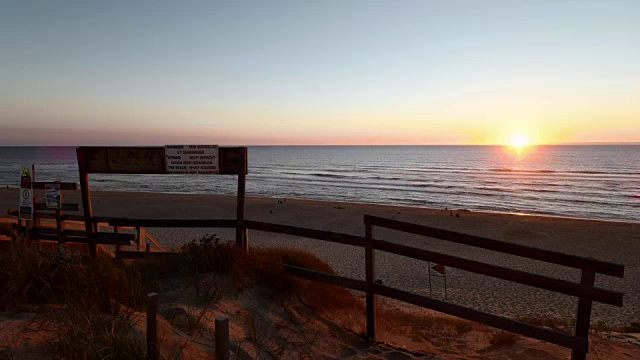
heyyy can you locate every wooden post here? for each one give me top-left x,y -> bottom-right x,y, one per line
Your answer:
235,147 -> 248,250
76,148 -> 96,258
571,269 -> 596,360
136,226 -> 146,252
147,292 -> 159,360
146,243 -> 150,253
215,317 -> 230,360
29,164 -> 40,243
56,182 -> 65,245
114,226 -> 120,253
365,219 -> 376,341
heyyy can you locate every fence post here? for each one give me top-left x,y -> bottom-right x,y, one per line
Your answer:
114,225 -> 120,254
365,218 -> 376,341
235,147 -> 248,250
571,269 -> 595,360
215,317 -> 230,360
135,226 -> 142,251
147,292 -> 159,360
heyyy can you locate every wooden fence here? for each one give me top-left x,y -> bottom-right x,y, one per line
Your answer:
107,215 -> 624,360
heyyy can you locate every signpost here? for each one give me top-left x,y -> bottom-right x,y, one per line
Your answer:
76,145 -> 248,257
19,167 -> 33,220
165,145 -> 219,174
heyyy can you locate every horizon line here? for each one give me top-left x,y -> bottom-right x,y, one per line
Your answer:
1,142 -> 639,147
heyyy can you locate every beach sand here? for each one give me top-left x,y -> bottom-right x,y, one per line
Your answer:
0,188 -> 638,327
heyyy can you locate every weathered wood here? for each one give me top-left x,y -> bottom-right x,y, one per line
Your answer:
374,239 -> 622,306
373,283 -> 587,352
114,226 -> 121,253
215,317 -> 230,360
137,226 -> 145,252
236,147 -> 248,250
56,187 -> 64,245
364,215 -> 624,277
365,221 -> 376,341
116,251 -> 179,260
283,264 -> 587,352
34,202 -> 79,211
218,147 -> 248,175
572,269 -> 596,360
108,218 -> 238,228
79,146 -> 248,175
77,148 -> 96,258
32,228 -> 133,245
245,220 -> 365,247
147,293 -> 159,360
283,265 -> 368,292
33,182 -> 77,190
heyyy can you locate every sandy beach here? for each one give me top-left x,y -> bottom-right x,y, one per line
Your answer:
1,188 -> 638,327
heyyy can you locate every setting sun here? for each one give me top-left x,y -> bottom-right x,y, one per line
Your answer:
509,135 -> 530,148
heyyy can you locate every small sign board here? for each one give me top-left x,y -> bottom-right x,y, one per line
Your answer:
19,167 -> 33,220
431,264 -> 446,275
45,184 -> 61,209
165,145 -> 219,174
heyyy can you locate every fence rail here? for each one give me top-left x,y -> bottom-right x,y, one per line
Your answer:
364,215 -> 624,277
30,215 -> 624,359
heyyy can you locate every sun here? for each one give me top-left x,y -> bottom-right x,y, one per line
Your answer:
509,135 -> 529,148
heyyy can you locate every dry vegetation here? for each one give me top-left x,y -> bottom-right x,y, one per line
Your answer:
1,233 -> 638,359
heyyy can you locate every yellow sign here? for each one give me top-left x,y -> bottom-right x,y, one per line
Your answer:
22,168 -> 30,178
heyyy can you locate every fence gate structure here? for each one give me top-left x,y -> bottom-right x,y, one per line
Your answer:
107,214 -> 625,360
75,146 -> 248,257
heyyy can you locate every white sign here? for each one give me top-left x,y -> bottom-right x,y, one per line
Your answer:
46,184 -> 61,209
165,145 -> 219,174
19,167 -> 33,220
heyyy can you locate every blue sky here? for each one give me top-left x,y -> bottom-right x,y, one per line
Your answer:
1,0 -> 639,145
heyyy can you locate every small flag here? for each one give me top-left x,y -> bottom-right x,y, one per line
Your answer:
431,264 -> 446,275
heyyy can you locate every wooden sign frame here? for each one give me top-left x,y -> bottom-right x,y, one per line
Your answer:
76,146 -> 248,257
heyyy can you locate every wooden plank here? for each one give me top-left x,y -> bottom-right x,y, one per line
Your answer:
373,283 -> 587,352
108,218 -> 238,228
63,214 -> 85,221
33,182 -> 77,190
34,203 -> 79,211
77,147 -> 97,258
147,293 -> 159,360
79,146 -> 247,175
245,220 -> 365,247
365,221 -> 376,341
60,230 -> 133,245
80,147 -> 166,174
218,147 -> 248,175
284,264 -> 586,351
116,251 -> 179,260
56,189 -> 64,244
215,317 -> 230,360
364,215 -> 624,277
374,239 -> 623,306
236,147 -> 247,250
572,269 -> 596,360
283,265 -> 368,292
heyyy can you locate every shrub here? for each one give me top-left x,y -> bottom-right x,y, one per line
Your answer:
47,305 -> 146,360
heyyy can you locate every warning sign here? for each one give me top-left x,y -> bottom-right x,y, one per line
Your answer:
19,166 -> 33,220
46,184 -> 61,209
165,145 -> 219,174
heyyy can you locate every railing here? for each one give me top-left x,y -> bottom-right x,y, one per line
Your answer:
6,210 -> 165,255
106,215 -> 624,360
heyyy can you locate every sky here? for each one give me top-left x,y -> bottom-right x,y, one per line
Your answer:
1,0 -> 639,146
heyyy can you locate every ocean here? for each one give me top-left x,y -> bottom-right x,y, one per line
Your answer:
0,146 -> 638,222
